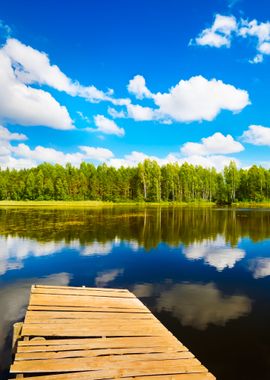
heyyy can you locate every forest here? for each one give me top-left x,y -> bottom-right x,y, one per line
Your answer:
0,160 -> 269,204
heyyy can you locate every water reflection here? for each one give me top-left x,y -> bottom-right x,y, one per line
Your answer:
0,207 -> 270,249
0,273 -> 70,373
0,237 -> 67,275
250,258 -> 270,279
183,236 -> 245,271
133,282 -> 252,330
156,283 -> 251,330
95,268 -> 124,287
1,207 -> 270,379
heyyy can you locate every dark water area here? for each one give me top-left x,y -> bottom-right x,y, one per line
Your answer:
1,206 -> 270,379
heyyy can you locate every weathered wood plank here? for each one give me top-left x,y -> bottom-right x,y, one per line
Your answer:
29,294 -> 143,309
17,336 -> 180,348
17,345 -> 187,355
25,311 -> 153,321
10,285 -> 216,380
32,287 -> 134,299
28,305 -> 148,312
15,350 -> 194,361
11,357 -> 204,373
34,285 -> 129,293
21,324 -> 165,337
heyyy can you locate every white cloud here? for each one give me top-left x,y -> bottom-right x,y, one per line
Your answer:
193,14 -> 237,48
0,37 -> 132,130
108,107 -> 126,119
79,146 -> 114,161
0,125 -> 27,141
92,115 -> 125,137
3,38 -> 116,103
127,104 -> 155,121
181,132 -> 244,156
241,125 -> 270,146
0,126 -> 242,171
12,144 -> 84,167
0,50 -> 74,130
177,155 -> 240,172
194,14 -> 270,63
127,74 -> 152,99
183,236 -> 245,271
152,76 -> 249,122
239,19 -> 270,63
120,75 -> 250,124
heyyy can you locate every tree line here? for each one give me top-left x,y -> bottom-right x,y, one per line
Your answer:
0,160 -> 269,203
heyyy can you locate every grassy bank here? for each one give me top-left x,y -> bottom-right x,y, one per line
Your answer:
2,200 -> 270,208
0,200 -> 215,208
231,201 -> 270,208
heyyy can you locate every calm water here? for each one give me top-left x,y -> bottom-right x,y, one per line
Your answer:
1,207 -> 270,379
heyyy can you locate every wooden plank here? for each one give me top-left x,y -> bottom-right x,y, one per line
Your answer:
17,336 -> 181,348
11,357 -> 204,373
17,344 -> 187,355
34,285 -> 129,293
10,285 -> 216,380
12,323 -> 23,353
32,287 -> 134,299
22,319 -> 160,328
25,311 -> 153,321
29,294 -> 143,309
11,373 -> 215,380
15,350 -> 194,360
28,305 -> 148,313
21,324 -> 165,337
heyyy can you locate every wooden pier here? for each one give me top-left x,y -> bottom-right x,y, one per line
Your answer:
10,285 -> 216,379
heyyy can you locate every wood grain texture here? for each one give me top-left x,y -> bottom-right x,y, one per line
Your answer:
10,284 -> 216,379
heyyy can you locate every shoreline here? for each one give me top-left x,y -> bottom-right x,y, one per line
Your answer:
0,200 -> 270,208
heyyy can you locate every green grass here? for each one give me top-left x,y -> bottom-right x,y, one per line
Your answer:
231,201 -> 270,208
0,200 -> 215,208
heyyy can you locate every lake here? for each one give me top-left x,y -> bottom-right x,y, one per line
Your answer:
1,206 -> 270,380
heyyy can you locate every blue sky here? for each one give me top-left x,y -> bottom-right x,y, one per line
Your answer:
0,0 -> 270,170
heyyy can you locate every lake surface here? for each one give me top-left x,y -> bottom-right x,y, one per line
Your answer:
1,206 -> 270,380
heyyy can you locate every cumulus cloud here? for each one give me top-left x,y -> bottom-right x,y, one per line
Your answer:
0,125 -> 27,142
153,76 -> 249,122
156,282 -> 251,330
79,146 -> 114,161
120,75 -> 250,124
92,115 -> 125,137
193,14 -> 270,63
0,37 -> 131,131
183,236 -> 245,271
181,132 -> 244,156
0,126 -> 241,171
241,125 -> 270,146
0,50 -> 74,130
239,19 -> 270,63
127,75 -> 152,99
193,14 -> 237,48
2,38 -> 121,103
0,127 -> 117,169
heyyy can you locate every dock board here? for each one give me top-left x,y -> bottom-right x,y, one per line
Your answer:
10,285 -> 216,379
